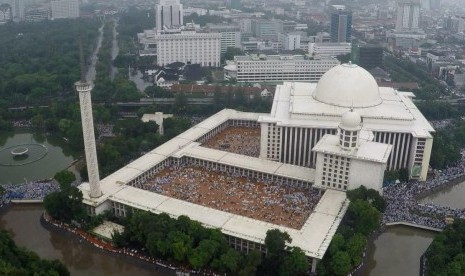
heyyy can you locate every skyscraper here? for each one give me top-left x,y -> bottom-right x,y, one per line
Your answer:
75,58 -> 101,198
50,0 -> 79,19
396,0 -> 421,32
11,0 -> 24,21
51,0 -> 79,19
155,0 -> 183,31
330,5 -> 352,43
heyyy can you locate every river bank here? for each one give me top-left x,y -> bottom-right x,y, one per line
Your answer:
40,208 -> 219,276
40,210 -> 177,275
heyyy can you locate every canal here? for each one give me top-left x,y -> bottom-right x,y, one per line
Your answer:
0,204 -> 165,276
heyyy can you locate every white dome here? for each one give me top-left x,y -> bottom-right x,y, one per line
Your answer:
313,63 -> 382,108
340,109 -> 362,130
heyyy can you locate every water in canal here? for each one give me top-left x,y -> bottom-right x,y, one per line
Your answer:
0,204 -> 165,276
421,181 -> 465,209
358,225 -> 436,276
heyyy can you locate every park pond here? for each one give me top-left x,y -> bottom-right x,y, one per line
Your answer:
0,131 -> 78,185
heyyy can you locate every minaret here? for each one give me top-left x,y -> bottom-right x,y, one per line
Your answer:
75,42 -> 102,198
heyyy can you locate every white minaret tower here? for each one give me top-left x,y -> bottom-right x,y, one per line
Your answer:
75,43 -> 102,198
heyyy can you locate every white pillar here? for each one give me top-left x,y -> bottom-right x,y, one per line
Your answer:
75,80 -> 102,198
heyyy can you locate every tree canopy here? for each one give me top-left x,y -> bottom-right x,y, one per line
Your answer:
426,219 -> 465,276
0,229 -> 69,275
317,186 -> 382,275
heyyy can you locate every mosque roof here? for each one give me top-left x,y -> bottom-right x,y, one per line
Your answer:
313,63 -> 382,108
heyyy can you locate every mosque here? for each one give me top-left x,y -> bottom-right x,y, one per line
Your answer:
76,63 -> 434,272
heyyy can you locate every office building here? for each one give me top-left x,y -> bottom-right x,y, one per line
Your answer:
396,0 -> 421,32
205,23 -> 241,53
51,0 -> 79,19
156,0 -> 183,31
352,44 -> 383,69
138,26 -> 221,67
330,5 -> 352,43
225,54 -> 339,83
0,3 -> 12,23
308,42 -> 351,58
251,19 -> 283,40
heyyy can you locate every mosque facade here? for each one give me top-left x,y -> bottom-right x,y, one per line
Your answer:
259,63 -> 434,181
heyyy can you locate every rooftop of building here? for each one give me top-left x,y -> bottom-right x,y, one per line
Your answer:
234,54 -> 338,62
313,134 -> 392,163
78,108 -> 347,259
259,64 -> 435,138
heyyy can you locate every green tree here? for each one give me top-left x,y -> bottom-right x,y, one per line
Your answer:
54,170 -> 76,188
346,233 -> 367,266
43,183 -> 86,223
278,247 -> 309,276
330,251 -> 352,276
0,230 -> 69,275
265,229 -> 291,258
347,199 -> 380,235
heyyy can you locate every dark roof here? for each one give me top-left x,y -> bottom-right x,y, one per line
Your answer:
169,84 -> 275,94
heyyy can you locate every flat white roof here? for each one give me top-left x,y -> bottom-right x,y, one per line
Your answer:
175,143 -> 315,182
79,108 -> 346,259
110,186 -> 348,259
259,82 -> 435,138
313,134 -> 392,163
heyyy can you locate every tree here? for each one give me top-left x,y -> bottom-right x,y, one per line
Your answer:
213,249 -> 242,273
54,170 -> 76,189
265,229 -> 292,258
278,247 -> 309,276
44,182 -> 86,223
346,199 -> 380,235
223,47 -> 244,61
188,239 -> 220,268
330,251 -> 352,276
0,230 -> 69,275
346,233 -> 367,266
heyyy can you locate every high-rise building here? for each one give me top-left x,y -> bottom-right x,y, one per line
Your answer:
0,3 -> 12,23
330,5 -> 352,43
421,0 -> 440,10
396,0 -> 421,32
138,26 -> 221,67
251,19 -> 283,40
51,0 -> 79,19
11,0 -> 24,21
226,54 -> 339,83
155,0 -> 183,31
205,23 -> 242,53
352,44 -> 384,70
75,75 -> 101,199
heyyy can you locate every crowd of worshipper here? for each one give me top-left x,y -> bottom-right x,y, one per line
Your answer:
142,164 -> 322,229
383,149 -> 465,229
202,127 -> 261,157
1,180 -> 59,206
